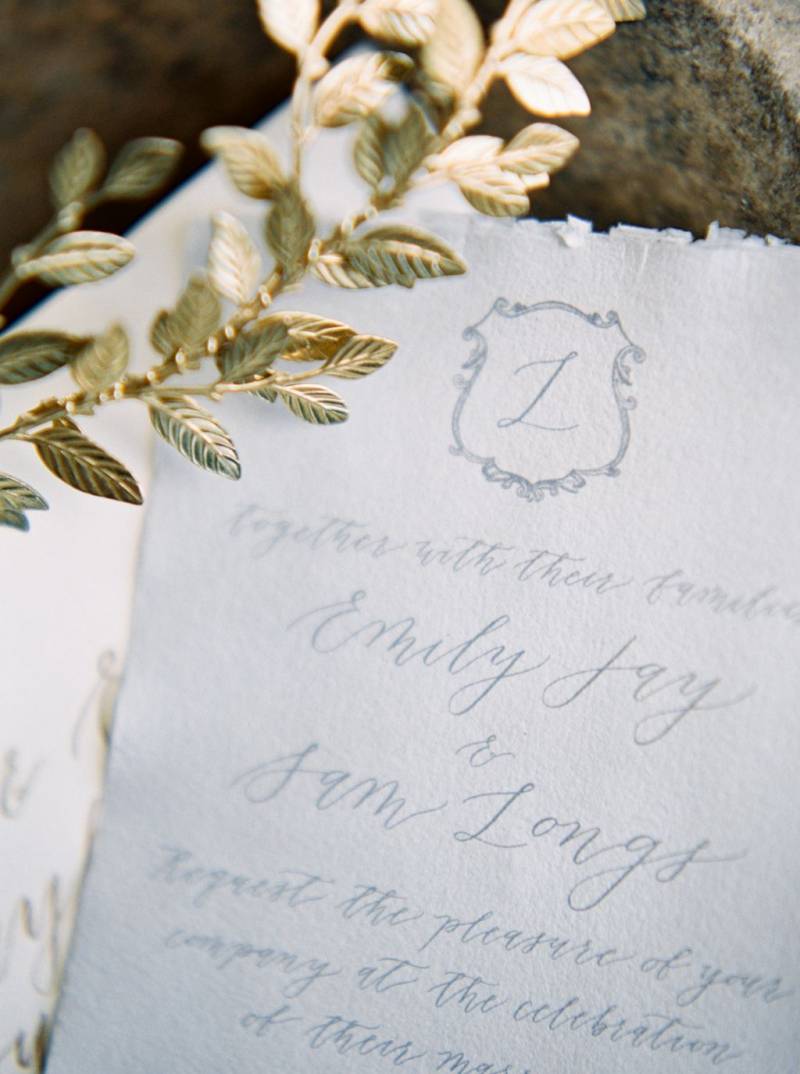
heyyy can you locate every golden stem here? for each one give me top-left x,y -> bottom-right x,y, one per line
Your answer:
291,0 -> 361,178
0,267 -> 289,443
438,49 -> 501,145
0,191 -> 106,326
321,197 -> 383,250
213,363 -> 327,396
319,47 -> 502,254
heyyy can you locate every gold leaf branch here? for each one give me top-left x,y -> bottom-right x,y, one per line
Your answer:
0,132 -> 182,324
0,0 -> 645,533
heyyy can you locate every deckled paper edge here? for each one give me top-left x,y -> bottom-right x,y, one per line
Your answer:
558,214 -> 792,250
443,211 -> 796,253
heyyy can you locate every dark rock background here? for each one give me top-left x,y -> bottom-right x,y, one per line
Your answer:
480,0 -> 800,240
0,0 -> 797,315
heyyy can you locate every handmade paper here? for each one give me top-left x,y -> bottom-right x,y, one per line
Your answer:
47,216 -> 799,1072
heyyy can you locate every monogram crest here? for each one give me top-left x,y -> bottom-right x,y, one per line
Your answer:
451,299 -> 646,502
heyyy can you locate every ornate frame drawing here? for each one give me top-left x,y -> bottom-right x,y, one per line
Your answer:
450,298 -> 646,502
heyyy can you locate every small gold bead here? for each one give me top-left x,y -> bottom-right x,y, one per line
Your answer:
147,369 -> 159,384
224,325 -> 237,341
65,401 -> 77,414
98,392 -> 109,404
207,337 -> 219,355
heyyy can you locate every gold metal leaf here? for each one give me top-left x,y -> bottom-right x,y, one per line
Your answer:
419,0 -> 484,95
596,0 -> 646,20
382,103 -> 433,187
49,128 -> 105,209
265,182 -> 315,281
0,472 -> 48,511
457,166 -> 531,215
501,0 -> 614,60
0,506 -> 29,530
155,274 -> 221,354
208,211 -> 262,304
279,312 -> 357,359
0,330 -> 89,385
310,253 -> 374,290
502,53 -> 591,116
429,130 -> 551,203
313,52 -> 413,128
71,324 -> 129,393
354,113 -> 388,191
0,472 -> 48,529
430,126 -> 573,193
257,0 -> 319,54
0,0 -> 645,535
428,135 -> 504,171
277,383 -> 348,425
149,311 -> 173,358
326,333 -> 398,379
218,321 -> 286,382
500,122 -> 579,174
201,126 -> 284,200
254,384 -> 278,402
355,104 -> 432,193
515,170 -> 550,193
18,232 -> 136,286
169,275 -> 222,351
149,396 -> 240,479
29,419 -> 143,504
360,0 -> 438,46
101,138 -> 182,200
342,224 -> 467,288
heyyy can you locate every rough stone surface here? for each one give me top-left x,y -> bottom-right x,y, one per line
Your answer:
480,0 -> 800,240
0,0 -> 797,293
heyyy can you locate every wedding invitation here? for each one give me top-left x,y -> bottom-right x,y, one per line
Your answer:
46,215 -> 799,1072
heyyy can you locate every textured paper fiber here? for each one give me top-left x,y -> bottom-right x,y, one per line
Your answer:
47,216 -> 800,1073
